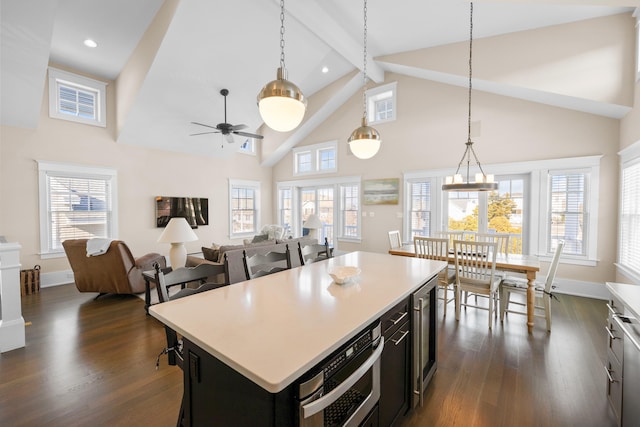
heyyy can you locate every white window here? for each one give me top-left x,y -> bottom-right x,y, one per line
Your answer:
293,141 -> 337,175
618,141 -> 640,281
367,82 -> 397,125
403,155 -> 600,265
48,67 -> 107,127
38,161 -> 117,259
277,176 -> 361,245
238,138 -> 257,155
636,9 -> 640,81
229,180 -> 260,238
407,179 -> 433,239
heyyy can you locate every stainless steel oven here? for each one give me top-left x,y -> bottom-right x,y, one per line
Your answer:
297,323 -> 384,427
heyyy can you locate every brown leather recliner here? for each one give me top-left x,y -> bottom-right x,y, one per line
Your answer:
62,239 -> 166,295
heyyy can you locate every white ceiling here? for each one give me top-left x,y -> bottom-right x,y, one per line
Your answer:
1,0 -> 637,160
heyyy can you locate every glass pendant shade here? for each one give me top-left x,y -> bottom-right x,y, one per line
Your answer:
257,67 -> 307,132
348,117 -> 381,159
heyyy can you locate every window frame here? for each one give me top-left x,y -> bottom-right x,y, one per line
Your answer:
367,82 -> 397,125
277,176 -> 361,245
38,161 -> 118,259
48,67 -> 107,127
228,179 -> 261,239
617,140 -> 640,282
635,8 -> 640,82
293,141 -> 337,176
402,155 -> 601,266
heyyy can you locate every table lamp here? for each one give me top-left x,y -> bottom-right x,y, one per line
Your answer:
303,214 -> 323,239
158,217 -> 198,268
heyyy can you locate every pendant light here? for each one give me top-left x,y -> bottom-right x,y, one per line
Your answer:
443,2 -> 497,192
257,0 -> 307,132
348,0 -> 381,160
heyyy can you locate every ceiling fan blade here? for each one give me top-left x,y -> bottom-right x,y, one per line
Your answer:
234,131 -> 264,140
224,133 -> 234,144
229,124 -> 247,131
191,121 -> 219,130
190,131 -> 220,136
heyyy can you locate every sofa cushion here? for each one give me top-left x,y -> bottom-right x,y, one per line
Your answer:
202,245 -> 220,262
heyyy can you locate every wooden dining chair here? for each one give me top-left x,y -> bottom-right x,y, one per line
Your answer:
242,245 -> 292,280
475,233 -> 510,256
388,230 -> 402,249
298,238 -> 331,265
154,261 -> 230,304
414,236 -> 456,316
454,240 -> 501,330
500,240 -> 564,331
435,231 -> 466,249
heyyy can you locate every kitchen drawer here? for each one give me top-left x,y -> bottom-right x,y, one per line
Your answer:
608,302 -> 624,364
381,297 -> 410,338
605,349 -> 623,426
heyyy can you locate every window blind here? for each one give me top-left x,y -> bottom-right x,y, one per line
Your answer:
59,83 -> 96,119
410,181 -> 431,238
619,159 -> 640,276
46,174 -> 110,251
341,184 -> 359,238
549,172 -> 587,256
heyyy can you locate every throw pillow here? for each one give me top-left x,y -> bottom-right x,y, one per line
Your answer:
201,245 -> 220,262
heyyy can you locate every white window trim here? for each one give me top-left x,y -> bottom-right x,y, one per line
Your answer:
293,141 -> 338,176
37,161 -> 118,259
403,155 -> 601,266
403,176 -> 438,241
48,67 -> 107,127
277,176 -> 361,243
228,179 -> 261,239
238,138 -> 257,156
635,8 -> 640,82
616,139 -> 640,282
367,81 -> 397,125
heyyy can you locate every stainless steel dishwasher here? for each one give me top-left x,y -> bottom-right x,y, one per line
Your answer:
614,314 -> 640,427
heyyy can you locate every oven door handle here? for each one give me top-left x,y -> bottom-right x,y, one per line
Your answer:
302,337 -> 385,419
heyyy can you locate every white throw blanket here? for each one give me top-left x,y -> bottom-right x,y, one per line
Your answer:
86,238 -> 113,257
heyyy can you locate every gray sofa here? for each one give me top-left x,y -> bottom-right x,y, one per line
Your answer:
186,236 -> 317,284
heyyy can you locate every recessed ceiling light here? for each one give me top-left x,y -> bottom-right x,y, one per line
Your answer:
321,66 -> 329,74
83,39 -> 98,48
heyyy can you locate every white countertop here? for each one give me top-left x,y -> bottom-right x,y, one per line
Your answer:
607,282 -> 640,319
149,251 -> 446,393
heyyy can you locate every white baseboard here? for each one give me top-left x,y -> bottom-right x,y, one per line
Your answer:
553,277 -> 610,300
41,270 -> 74,288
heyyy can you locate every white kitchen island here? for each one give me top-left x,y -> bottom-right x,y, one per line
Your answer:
149,251 -> 446,426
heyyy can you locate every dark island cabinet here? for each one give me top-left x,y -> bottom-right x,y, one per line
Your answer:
379,297 -> 411,427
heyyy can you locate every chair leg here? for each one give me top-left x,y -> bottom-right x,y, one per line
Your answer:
544,294 -> 552,332
455,285 -> 461,321
488,291 -> 493,330
442,285 -> 447,317
500,287 -> 507,322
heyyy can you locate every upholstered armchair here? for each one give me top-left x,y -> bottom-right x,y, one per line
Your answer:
62,239 -> 166,296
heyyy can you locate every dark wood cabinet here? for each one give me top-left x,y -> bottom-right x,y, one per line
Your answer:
379,297 -> 411,427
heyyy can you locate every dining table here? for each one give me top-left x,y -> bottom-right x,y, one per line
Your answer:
389,244 -> 541,333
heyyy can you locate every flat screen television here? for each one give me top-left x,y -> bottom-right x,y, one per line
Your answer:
156,196 -> 209,228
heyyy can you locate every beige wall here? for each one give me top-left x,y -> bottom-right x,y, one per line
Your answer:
0,70 -> 272,278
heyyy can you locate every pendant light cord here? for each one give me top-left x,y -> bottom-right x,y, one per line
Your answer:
362,0 -> 369,121
279,0 -> 286,70
467,2 -> 473,144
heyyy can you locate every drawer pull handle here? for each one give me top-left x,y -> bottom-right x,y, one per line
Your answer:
606,303 -> 621,316
391,330 -> 409,346
605,326 -> 620,340
390,311 -> 408,325
604,365 -> 617,383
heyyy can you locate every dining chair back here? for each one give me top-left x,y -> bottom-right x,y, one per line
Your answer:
435,231 -> 466,249
414,236 -> 456,316
388,230 -> 402,249
243,245 -> 292,280
298,238 -> 331,265
500,240 -> 564,331
475,233 -> 511,256
154,262 -> 230,304
454,240 -> 501,329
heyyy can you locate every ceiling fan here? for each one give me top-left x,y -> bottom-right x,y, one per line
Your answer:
190,88 -> 264,144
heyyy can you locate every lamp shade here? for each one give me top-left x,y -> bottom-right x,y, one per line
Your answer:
158,217 -> 198,268
348,117 -> 381,160
257,67 -> 307,132
158,217 -> 198,243
303,214 -> 323,230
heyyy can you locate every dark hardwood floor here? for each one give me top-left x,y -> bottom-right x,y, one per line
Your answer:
1,284 -> 615,427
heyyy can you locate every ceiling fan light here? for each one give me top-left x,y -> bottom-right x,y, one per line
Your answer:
257,67 -> 306,132
348,118 -> 381,160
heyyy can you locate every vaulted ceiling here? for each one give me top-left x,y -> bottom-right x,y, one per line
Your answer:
1,0 -> 637,164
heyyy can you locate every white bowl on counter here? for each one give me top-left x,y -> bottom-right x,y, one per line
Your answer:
329,266 -> 361,285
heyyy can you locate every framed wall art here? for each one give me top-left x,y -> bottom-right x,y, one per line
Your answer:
363,178 -> 400,205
